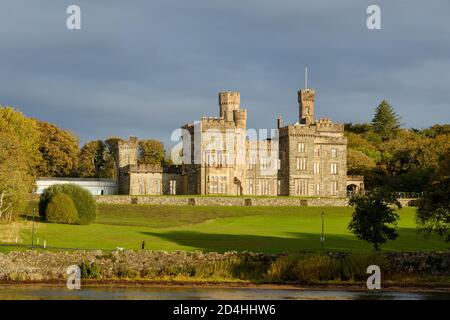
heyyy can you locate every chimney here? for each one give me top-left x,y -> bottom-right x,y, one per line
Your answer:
277,116 -> 283,129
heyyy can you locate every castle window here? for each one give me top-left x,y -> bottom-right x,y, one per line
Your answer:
169,180 -> 177,195
316,183 -> 320,195
209,176 -> 227,194
331,181 -> 338,195
277,179 -> 281,195
297,157 -> 307,171
246,178 -> 254,195
260,158 -> 271,171
209,176 -> 217,194
331,148 -> 337,158
260,179 -> 270,195
315,147 -> 320,157
294,179 -> 308,196
156,180 -> 161,194
314,162 -> 320,174
298,143 -> 305,153
217,151 -> 226,167
331,163 -> 338,174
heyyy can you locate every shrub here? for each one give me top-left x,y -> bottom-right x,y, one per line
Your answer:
266,253 -> 340,283
341,252 -> 390,281
45,193 -> 78,224
113,263 -> 138,278
39,184 -> 96,224
79,261 -> 101,279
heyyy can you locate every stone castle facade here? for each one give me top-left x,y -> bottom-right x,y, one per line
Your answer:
116,88 -> 361,197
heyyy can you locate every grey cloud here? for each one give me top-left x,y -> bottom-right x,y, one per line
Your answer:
0,0 -> 449,146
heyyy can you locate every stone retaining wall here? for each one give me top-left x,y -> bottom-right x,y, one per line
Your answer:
95,195 -> 349,207
0,250 -> 448,282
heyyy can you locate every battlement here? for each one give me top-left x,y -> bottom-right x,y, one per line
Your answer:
299,89 -> 315,102
316,120 -> 344,132
316,117 -> 332,124
219,91 -> 240,106
201,116 -> 222,122
127,164 -> 163,173
118,136 -> 138,149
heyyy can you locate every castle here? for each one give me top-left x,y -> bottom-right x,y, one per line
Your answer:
115,88 -> 363,197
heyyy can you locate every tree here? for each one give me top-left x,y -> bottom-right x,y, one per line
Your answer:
0,132 -> 34,222
138,139 -> 165,165
371,100 -> 401,140
102,137 -> 123,179
348,188 -> 401,250
345,123 -> 373,135
0,107 -> 38,222
39,184 -> 97,225
78,140 -> 107,177
36,121 -> 80,177
347,148 -> 376,175
0,106 -> 41,174
46,193 -> 79,224
416,152 -> 450,242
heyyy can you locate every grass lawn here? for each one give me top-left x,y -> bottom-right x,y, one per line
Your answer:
0,202 -> 448,253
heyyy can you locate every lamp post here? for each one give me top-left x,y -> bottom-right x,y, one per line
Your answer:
320,211 -> 325,252
31,208 -> 36,248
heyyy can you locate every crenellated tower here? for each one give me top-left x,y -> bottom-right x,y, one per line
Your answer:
219,91 -> 240,122
116,136 -> 139,194
298,89 -> 315,125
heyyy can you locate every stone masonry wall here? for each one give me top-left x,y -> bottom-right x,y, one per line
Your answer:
0,250 -> 448,282
95,195 -> 349,207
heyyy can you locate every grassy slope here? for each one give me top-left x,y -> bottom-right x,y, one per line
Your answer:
0,202 -> 447,253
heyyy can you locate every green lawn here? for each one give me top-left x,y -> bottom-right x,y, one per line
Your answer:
1,203 -> 448,253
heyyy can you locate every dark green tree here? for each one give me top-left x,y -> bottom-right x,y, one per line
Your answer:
78,140 -> 107,177
46,192 -> 79,224
39,184 -> 97,225
371,100 -> 401,140
348,188 -> 401,250
416,152 -> 450,242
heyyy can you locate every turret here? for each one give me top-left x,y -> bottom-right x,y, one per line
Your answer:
298,89 -> 315,125
219,91 -> 240,122
233,109 -> 247,128
117,136 -> 139,169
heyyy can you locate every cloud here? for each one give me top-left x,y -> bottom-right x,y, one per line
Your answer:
0,0 -> 449,146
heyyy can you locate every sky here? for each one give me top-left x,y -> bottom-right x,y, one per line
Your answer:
1,0 -> 449,149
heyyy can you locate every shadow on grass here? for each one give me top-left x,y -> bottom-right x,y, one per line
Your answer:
141,227 -> 445,253
140,230 -> 366,253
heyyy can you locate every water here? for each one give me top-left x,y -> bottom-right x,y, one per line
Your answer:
0,285 -> 449,300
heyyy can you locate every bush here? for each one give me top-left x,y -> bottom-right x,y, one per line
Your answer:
45,193 -> 78,224
341,252 -> 390,281
113,263 -> 138,279
39,184 -> 96,224
79,262 -> 101,279
266,253 -> 340,283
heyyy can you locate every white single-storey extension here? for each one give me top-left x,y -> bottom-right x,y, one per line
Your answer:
35,178 -> 118,195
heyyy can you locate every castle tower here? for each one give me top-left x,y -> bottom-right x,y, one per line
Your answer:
298,89 -> 315,125
233,109 -> 247,129
116,136 -> 139,194
219,91 -> 240,122
117,136 -> 139,169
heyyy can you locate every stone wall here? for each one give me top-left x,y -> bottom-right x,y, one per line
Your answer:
95,195 -> 349,207
1,250 -> 448,282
